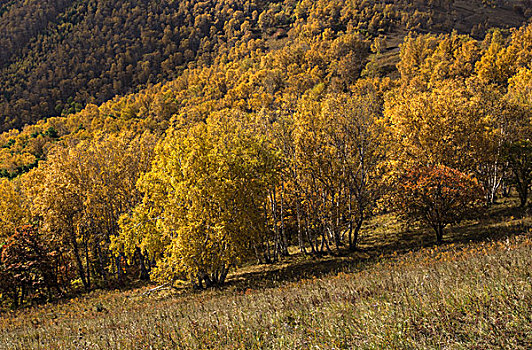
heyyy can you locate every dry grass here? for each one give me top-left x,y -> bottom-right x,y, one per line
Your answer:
1,200 -> 531,349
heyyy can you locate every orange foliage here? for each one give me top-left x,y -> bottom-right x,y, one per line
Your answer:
394,165 -> 485,243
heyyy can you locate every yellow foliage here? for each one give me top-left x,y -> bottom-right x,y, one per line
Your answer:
0,178 -> 29,240
116,110 -> 280,286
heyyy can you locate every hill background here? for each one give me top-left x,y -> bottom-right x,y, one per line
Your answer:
0,0 -> 529,132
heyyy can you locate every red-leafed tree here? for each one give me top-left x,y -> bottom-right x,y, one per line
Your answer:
0,225 -> 61,308
394,165 -> 485,243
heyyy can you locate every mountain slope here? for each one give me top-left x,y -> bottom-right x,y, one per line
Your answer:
0,0 -> 528,132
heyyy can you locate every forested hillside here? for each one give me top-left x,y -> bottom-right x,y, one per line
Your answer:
0,0 -> 531,309
0,0 -> 529,132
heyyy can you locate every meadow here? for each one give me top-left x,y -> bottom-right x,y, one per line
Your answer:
0,200 -> 531,349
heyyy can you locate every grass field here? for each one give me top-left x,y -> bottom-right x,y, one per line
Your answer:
1,201 -> 531,349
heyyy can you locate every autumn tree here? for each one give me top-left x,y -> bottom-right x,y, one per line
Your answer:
27,131 -> 156,290
0,178 -> 29,239
397,33 -> 481,87
115,110 -> 280,287
394,165 -> 484,243
503,140 -> 532,207
504,67 -> 532,207
508,67 -> 532,108
476,24 -> 532,87
287,89 -> 385,253
0,225 -> 60,308
385,79 -> 525,204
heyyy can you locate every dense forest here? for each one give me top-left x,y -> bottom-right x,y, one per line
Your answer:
0,0 -> 529,132
0,0 -> 531,308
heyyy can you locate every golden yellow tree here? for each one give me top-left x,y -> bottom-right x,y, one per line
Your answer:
116,110 -> 280,287
505,67 -> 532,207
27,131 -> 156,290
385,78 -> 525,204
289,90 -> 385,253
0,178 -> 29,240
476,24 -> 532,86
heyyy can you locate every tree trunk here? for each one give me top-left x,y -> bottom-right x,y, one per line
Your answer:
515,168 -> 529,208
269,189 -> 281,260
195,274 -> 204,290
115,255 -> 123,284
97,243 -> 109,286
349,218 -> 363,251
219,265 -> 229,285
435,224 -> 444,244
321,226 -> 333,254
334,193 -> 342,250
71,233 -> 89,290
280,182 -> 289,256
84,237 -> 91,290
304,216 -> 317,254
137,248 -> 150,281
295,198 -> 307,254
518,185 -> 528,208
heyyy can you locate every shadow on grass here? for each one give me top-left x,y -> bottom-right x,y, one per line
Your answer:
223,200 -> 531,293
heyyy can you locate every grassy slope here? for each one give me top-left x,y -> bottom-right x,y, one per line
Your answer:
0,200 -> 531,349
